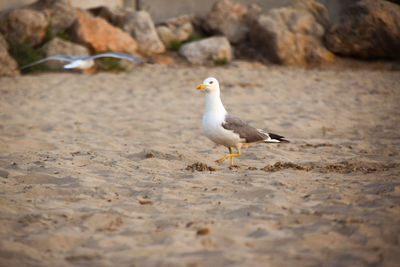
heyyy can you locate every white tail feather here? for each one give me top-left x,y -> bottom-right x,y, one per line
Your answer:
265,138 -> 281,143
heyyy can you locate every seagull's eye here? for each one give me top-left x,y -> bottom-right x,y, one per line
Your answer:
209,81 -> 214,84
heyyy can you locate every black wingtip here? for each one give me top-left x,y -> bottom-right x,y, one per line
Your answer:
269,133 -> 290,143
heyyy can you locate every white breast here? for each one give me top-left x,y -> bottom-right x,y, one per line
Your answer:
201,87 -> 242,147
202,112 -> 242,147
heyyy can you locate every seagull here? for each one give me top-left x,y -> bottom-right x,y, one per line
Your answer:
19,52 -> 143,70
197,77 -> 289,167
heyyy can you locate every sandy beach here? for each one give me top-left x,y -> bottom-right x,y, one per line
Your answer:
0,62 -> 399,266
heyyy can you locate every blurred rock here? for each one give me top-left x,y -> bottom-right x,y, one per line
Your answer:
156,15 -> 194,48
42,37 -> 90,70
179,36 -> 232,65
248,0 -> 334,66
87,6 -> 126,28
205,0 -> 248,43
189,15 -> 205,34
0,33 -> 19,76
0,34 -> 8,49
124,10 -> 165,55
325,0 -> 400,59
291,0 -> 330,29
70,10 -> 139,55
0,8 -> 48,46
29,0 -> 77,35
150,54 -> 174,65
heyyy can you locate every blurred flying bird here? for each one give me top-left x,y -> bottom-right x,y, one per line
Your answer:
19,52 -> 143,70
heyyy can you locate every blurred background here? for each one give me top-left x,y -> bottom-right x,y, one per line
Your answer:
0,0 -> 398,75
0,0 -> 357,22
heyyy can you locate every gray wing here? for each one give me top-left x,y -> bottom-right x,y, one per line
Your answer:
19,55 -> 75,70
222,114 -> 268,143
85,52 -> 143,62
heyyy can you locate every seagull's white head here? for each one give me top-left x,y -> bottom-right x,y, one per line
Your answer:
197,77 -> 220,93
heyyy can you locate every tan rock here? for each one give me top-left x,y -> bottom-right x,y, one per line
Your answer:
70,9 -> 139,55
205,0 -> 249,44
156,15 -> 194,48
0,33 -> 8,49
0,8 -> 48,46
29,0 -> 77,35
124,11 -> 165,56
291,0 -> 330,29
0,33 -> 19,76
179,36 -> 232,65
325,0 -> 400,59
249,0 -> 334,66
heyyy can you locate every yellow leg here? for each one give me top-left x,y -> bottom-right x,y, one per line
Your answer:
229,147 -> 234,166
216,147 -> 241,166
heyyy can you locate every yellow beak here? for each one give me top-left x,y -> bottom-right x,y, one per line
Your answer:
197,84 -> 207,90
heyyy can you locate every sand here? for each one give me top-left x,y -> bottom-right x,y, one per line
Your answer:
0,62 -> 399,266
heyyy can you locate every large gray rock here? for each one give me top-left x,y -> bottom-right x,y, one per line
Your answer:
156,15 -> 194,48
124,10 -> 165,55
29,0 -> 77,35
42,37 -> 90,70
324,0 -> 400,59
0,8 -> 48,46
248,0 -> 334,66
179,36 -> 232,65
205,0 -> 249,44
0,33 -> 19,76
